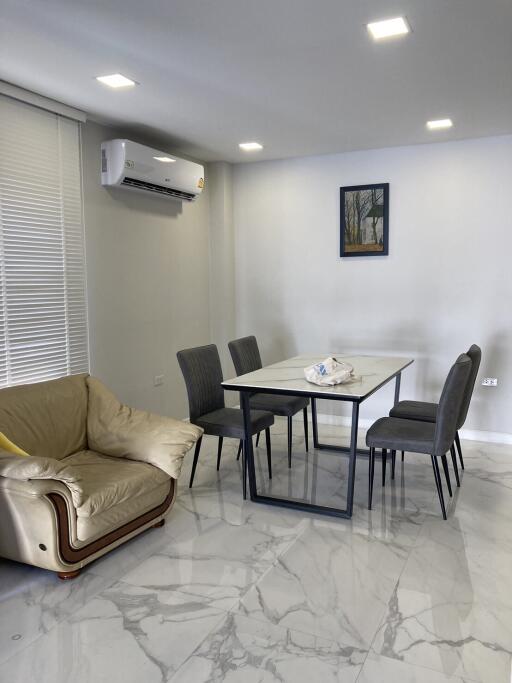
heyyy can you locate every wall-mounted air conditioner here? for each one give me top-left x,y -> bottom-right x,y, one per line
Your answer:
101,139 -> 204,201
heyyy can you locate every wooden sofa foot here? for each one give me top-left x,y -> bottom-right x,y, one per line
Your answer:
58,569 -> 81,580
152,519 -> 165,528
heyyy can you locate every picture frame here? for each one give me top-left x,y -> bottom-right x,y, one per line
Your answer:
340,183 -> 389,257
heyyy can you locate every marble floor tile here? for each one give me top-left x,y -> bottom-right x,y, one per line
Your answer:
239,522 -> 409,648
0,559 -> 112,665
118,513 -> 302,602
371,514 -> 512,682
169,612 -> 366,683
0,584 -> 229,682
358,653 -> 473,682
87,522 -> 178,580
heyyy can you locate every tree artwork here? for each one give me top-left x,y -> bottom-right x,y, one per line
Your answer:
340,183 -> 389,257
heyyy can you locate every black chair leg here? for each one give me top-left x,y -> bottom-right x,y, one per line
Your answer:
303,406 -> 309,452
287,416 -> 292,468
189,436 -> 202,488
368,447 -> 375,509
265,428 -> 272,479
381,448 -> 387,486
450,444 -> 460,487
455,431 -> 464,470
401,450 -> 405,462
441,453 -> 453,497
236,441 -> 242,461
431,455 -> 447,519
391,450 -> 396,480
216,437 -> 223,471
256,432 -> 261,448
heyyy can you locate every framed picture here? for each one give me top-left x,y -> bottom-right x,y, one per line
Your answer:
340,183 -> 389,257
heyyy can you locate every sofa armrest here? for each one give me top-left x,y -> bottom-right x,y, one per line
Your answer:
0,450 -> 68,482
86,377 -> 203,478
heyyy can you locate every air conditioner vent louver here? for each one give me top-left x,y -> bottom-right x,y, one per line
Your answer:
121,176 -> 196,201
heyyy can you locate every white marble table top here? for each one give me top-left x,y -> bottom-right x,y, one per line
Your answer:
223,354 -> 413,401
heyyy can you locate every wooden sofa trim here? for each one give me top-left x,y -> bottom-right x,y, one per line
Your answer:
47,478 -> 176,564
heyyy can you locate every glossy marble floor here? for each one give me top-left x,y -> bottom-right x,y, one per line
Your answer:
0,420 -> 511,682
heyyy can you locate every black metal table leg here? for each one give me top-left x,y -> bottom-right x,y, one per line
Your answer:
394,372 -> 402,405
240,391 -> 257,500
311,397 -> 319,448
346,401 -> 360,516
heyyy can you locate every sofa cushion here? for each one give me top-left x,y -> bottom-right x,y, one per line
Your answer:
0,374 -> 88,460
76,479 -> 173,542
87,376 -> 203,478
62,450 -> 170,518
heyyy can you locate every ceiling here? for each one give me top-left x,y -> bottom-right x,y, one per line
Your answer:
1,0 -> 511,163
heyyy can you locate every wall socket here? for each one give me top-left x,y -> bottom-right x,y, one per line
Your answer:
153,375 -> 164,387
482,377 -> 498,387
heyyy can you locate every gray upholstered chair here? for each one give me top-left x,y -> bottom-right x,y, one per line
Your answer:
366,353 -> 472,519
228,336 -> 309,468
177,344 -> 274,489
389,344 -> 481,474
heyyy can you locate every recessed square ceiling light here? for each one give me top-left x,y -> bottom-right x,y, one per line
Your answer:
96,74 -> 136,88
239,142 -> 263,151
426,118 -> 453,130
367,17 -> 410,40
153,156 -> 176,163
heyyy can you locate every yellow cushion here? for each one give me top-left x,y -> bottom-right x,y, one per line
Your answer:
0,431 -> 30,456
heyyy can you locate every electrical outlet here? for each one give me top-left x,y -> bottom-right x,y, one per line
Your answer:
482,377 -> 498,387
153,375 -> 164,387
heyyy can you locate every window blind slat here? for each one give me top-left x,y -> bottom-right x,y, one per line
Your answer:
0,94 -> 89,388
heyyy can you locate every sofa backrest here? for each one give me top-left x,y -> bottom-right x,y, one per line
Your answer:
0,374 -> 89,460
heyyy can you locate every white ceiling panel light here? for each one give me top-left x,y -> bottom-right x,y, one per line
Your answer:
426,118 -> 453,130
96,73 -> 137,88
367,17 -> 410,40
239,141 -> 263,152
153,156 -> 176,163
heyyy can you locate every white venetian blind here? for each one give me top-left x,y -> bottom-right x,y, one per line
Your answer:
0,94 -> 89,387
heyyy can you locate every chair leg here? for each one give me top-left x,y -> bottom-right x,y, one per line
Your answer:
189,436 -> 202,488
236,440 -> 242,461
287,416 -> 292,468
368,447 -> 375,509
265,428 -> 272,479
441,453 -> 453,497
455,431 -> 464,470
256,432 -> 261,448
216,437 -> 223,471
450,444 -> 460,487
401,450 -> 405,462
431,455 -> 447,519
303,406 -> 309,452
382,448 -> 387,486
391,450 -> 396,480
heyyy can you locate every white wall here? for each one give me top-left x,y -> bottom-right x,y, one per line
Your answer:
207,162 -> 236,376
82,121 -> 211,418
233,135 -> 512,436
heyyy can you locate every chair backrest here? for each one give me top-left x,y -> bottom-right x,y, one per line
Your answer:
228,335 -> 263,376
433,354 -> 472,456
177,344 -> 225,423
456,344 -> 481,429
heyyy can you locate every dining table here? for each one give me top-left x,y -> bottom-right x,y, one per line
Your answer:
222,353 -> 414,518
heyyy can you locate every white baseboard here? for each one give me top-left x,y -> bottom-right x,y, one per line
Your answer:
313,412 -> 512,445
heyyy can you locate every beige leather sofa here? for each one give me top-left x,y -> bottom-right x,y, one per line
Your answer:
0,374 -> 202,579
